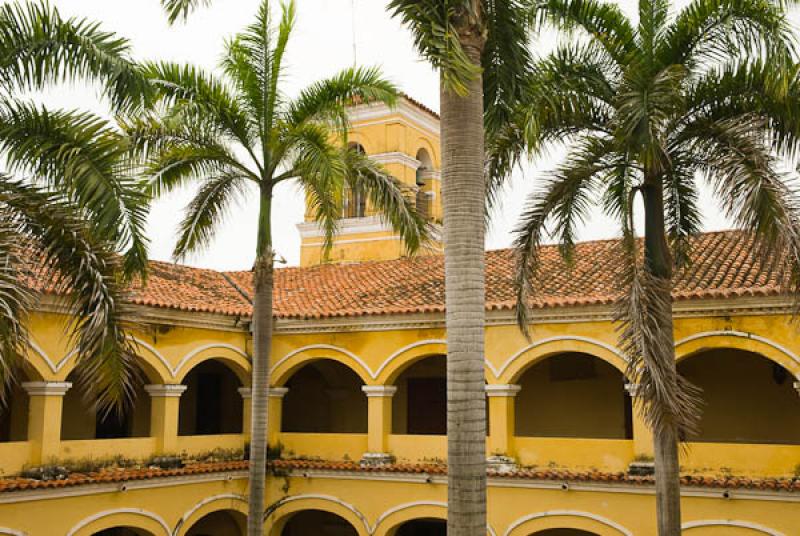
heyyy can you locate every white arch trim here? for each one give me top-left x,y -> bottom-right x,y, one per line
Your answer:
495,336 -> 628,379
66,508 -> 171,536
0,528 -> 26,536
373,340 -> 448,379
372,500 -> 446,533
264,493 -> 371,535
372,501 -> 495,535
37,339 -> 248,381
503,510 -> 633,536
271,345 -> 375,380
174,493 -> 248,535
682,520 -> 785,535
675,331 -> 800,368
172,343 -> 250,378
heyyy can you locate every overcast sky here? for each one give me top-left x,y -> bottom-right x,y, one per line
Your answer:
24,0 -> 799,269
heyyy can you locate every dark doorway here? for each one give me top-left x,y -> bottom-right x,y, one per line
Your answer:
396,519 -> 447,536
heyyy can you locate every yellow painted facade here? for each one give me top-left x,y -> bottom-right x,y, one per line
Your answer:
298,96 -> 444,266
1,104 -> 800,535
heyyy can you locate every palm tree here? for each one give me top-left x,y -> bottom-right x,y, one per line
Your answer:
386,2 -> 532,533
499,0 -> 800,533
127,2 -> 428,534
0,0 -> 150,412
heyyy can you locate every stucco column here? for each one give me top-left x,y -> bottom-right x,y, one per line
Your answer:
626,383 -> 655,462
23,381 -> 71,464
486,384 -> 521,460
361,385 -> 397,465
239,387 -> 252,439
145,384 -> 187,454
267,387 -> 288,447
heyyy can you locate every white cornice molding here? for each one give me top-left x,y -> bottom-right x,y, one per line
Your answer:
0,471 -> 248,505
485,384 -> 521,398
361,385 -> 398,398
297,215 -> 393,239
144,384 -> 187,398
268,387 -> 289,399
347,99 -> 440,137
369,151 -> 423,170
21,381 -> 72,396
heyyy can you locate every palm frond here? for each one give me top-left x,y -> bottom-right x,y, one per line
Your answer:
660,0 -> 795,69
614,232 -> 701,438
512,136 -> 612,333
143,61 -> 255,152
532,0 -> 638,66
0,101 -> 149,278
0,211 -> 32,404
388,0 -> 482,95
174,171 -> 250,260
286,66 -> 398,134
0,0 -> 148,111
0,176 -> 140,415
161,0 -> 212,24
343,148 -> 430,255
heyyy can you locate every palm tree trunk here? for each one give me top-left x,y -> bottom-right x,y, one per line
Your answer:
642,176 -> 682,536
248,187 -> 274,536
441,39 -> 487,536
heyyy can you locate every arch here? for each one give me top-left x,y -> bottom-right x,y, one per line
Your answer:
373,502 -> 446,536
66,509 -> 169,536
0,528 -> 26,536
174,344 -> 251,385
414,137 -> 439,169
515,352 -> 631,439
678,347 -> 800,444
504,511 -> 632,536
282,359 -> 367,433
21,341 -> 48,381
264,495 -> 370,536
376,340 -> 448,384
345,132 -> 374,156
497,337 -> 627,384
61,369 -> 151,440
675,331 -> 800,379
392,354 -> 446,435
179,359 -> 243,436
271,345 -> 372,386
56,337 -> 172,385
174,494 -> 248,536
682,520 -> 784,535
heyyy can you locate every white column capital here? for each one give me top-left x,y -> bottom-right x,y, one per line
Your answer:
268,387 -> 289,399
362,385 -> 398,398
625,383 -> 644,398
238,387 -> 252,399
485,384 -> 521,397
794,381 -> 800,397
144,384 -> 187,398
22,381 -> 72,396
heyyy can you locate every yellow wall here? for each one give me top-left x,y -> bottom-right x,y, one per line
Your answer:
300,99 -> 444,266
3,304 -> 800,534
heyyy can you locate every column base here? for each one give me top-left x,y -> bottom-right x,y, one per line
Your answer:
487,455 -> 518,473
360,452 -> 396,466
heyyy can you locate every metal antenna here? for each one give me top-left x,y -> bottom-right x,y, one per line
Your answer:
351,0 -> 358,65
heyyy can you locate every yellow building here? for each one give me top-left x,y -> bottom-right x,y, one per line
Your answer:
1,101 -> 800,536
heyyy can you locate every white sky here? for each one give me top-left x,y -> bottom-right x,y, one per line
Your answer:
18,0 -> 800,269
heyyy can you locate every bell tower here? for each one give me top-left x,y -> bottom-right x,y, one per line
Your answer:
297,95 -> 443,266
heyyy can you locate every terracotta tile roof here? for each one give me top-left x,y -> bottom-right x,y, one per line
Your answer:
225,230 -> 785,320
2,459 -> 797,494
25,230 -> 788,319
401,93 -> 439,119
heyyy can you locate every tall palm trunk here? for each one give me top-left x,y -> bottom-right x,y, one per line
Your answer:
441,39 -> 487,536
642,176 -> 681,536
248,188 -> 274,536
